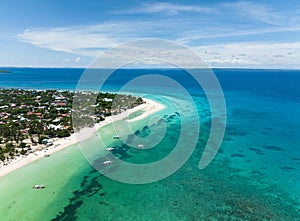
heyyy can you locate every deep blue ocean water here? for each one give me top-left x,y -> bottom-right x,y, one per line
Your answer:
0,68 -> 300,220
1,68 -> 300,101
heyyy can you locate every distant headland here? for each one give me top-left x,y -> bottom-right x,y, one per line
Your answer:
0,70 -> 11,73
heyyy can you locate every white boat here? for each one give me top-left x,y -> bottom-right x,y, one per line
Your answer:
137,144 -> 144,149
102,160 -> 113,166
32,184 -> 45,189
106,147 -> 115,151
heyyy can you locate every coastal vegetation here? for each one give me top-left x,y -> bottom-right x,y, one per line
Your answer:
0,89 -> 144,162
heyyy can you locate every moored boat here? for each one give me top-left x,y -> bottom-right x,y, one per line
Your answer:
32,184 -> 45,189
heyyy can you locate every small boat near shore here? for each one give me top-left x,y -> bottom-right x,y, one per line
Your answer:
102,160 -> 113,166
113,136 -> 121,139
137,144 -> 144,149
32,184 -> 45,189
106,147 -> 114,151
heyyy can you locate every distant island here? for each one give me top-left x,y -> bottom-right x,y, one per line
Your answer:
0,70 -> 11,73
0,89 -> 144,162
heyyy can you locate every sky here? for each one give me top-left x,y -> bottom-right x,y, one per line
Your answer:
0,0 -> 300,68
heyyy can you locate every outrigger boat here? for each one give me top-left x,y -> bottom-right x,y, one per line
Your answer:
102,160 -> 113,166
137,144 -> 144,149
32,184 -> 45,189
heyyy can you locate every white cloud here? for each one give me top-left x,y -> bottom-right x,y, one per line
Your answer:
17,24 -> 300,68
17,25 -> 121,56
19,20 -> 300,60
177,26 -> 300,44
195,42 -> 300,68
117,2 -> 217,15
17,21 -> 179,57
222,1 -> 286,26
16,0 -> 300,69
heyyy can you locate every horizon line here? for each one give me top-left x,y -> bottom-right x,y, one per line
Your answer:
1,66 -> 300,71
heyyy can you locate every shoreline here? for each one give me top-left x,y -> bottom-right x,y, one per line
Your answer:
0,98 -> 165,178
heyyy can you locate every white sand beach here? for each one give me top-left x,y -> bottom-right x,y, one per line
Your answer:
0,98 -> 164,178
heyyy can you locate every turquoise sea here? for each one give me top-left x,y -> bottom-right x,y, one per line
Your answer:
0,68 -> 299,220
